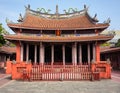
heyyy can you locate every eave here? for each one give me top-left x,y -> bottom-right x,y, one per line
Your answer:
4,34 -> 114,43
7,23 -> 109,31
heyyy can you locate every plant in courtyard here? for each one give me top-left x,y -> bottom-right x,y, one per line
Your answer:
115,38 -> 120,47
101,42 -> 110,47
0,24 -> 6,46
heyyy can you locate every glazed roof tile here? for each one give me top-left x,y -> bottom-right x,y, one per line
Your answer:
4,34 -> 113,42
0,46 -> 16,54
7,6 -> 109,30
101,47 -> 120,53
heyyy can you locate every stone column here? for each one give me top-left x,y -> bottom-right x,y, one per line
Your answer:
88,44 -> 90,63
79,44 -> 82,64
40,42 -> 44,64
51,44 -> 54,65
26,44 -> 29,62
34,45 -> 37,64
93,44 -> 96,62
62,44 -> 65,65
72,42 -> 77,65
96,43 -> 100,62
21,43 -> 23,62
72,44 -> 74,64
16,42 -> 21,62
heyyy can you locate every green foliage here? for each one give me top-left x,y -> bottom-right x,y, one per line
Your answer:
115,39 -> 120,47
9,43 -> 15,47
101,42 -> 110,47
0,24 -> 6,46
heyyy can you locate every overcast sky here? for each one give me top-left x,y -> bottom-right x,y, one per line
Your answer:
0,0 -> 120,34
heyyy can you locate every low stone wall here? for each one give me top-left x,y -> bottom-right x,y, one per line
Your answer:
91,61 -> 111,79
6,61 -> 32,80
6,61 -> 111,80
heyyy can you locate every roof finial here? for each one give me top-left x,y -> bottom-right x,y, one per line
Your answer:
104,18 -> 111,24
83,4 -> 89,11
55,5 -> 59,18
84,4 -> 87,9
17,13 -> 23,22
56,5 -> 59,14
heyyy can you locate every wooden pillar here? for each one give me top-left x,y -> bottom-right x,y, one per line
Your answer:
26,44 -> 29,62
72,42 -> 77,65
62,44 -> 65,65
51,44 -> 54,65
21,43 -> 23,62
40,42 -> 44,64
72,44 -> 74,64
88,44 -> 90,63
34,45 -> 37,64
79,44 -> 82,64
75,42 -> 77,65
93,44 -> 96,61
96,43 -> 100,62
16,42 -> 21,62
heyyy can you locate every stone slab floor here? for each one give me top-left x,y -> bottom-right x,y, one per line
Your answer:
0,80 -> 120,93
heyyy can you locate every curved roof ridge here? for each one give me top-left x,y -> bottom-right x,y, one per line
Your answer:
7,5 -> 109,30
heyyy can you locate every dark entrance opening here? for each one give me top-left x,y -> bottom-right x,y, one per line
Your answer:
54,45 -> 62,64
82,44 -> 88,64
90,43 -> 93,62
45,45 -> 51,64
23,43 -> 26,61
37,45 -> 40,64
65,45 -> 72,64
77,44 -> 79,65
29,45 -> 35,64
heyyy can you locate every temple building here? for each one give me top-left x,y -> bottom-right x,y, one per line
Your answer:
0,46 -> 16,68
5,5 -> 114,80
101,47 -> 120,70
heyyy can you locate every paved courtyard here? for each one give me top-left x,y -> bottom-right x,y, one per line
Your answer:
0,70 -> 120,93
0,80 -> 120,93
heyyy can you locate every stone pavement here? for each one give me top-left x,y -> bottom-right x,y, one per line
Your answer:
112,71 -> 120,82
0,68 -> 11,87
0,80 -> 120,93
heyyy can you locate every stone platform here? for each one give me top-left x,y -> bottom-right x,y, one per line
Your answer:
0,80 -> 120,93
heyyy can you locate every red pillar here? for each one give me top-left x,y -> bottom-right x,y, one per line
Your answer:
16,42 -> 21,62
96,43 -> 100,62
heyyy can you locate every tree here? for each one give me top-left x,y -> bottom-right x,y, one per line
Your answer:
0,24 -> 6,46
115,39 -> 120,47
101,42 -> 110,47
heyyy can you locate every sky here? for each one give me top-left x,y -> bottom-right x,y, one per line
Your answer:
0,0 -> 120,34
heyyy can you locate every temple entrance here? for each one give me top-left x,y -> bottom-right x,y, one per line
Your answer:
82,44 -> 88,64
45,45 -> 51,64
54,45 -> 62,64
90,44 -> 93,62
29,45 -> 35,64
23,43 -> 26,61
22,43 -> 93,65
37,45 -> 40,64
65,45 -> 72,64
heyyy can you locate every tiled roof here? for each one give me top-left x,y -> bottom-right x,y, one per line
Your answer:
101,47 -> 120,53
7,11 -> 109,30
0,46 -> 16,54
4,34 -> 113,42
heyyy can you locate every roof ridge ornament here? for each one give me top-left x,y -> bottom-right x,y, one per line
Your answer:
6,18 -> 14,24
56,5 -> 59,14
6,18 -> 10,23
64,8 -> 78,14
37,8 -> 51,14
93,13 -> 99,22
83,4 -> 89,12
55,5 -> 59,18
104,18 -> 111,24
17,13 -> 23,22
25,4 -> 30,11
